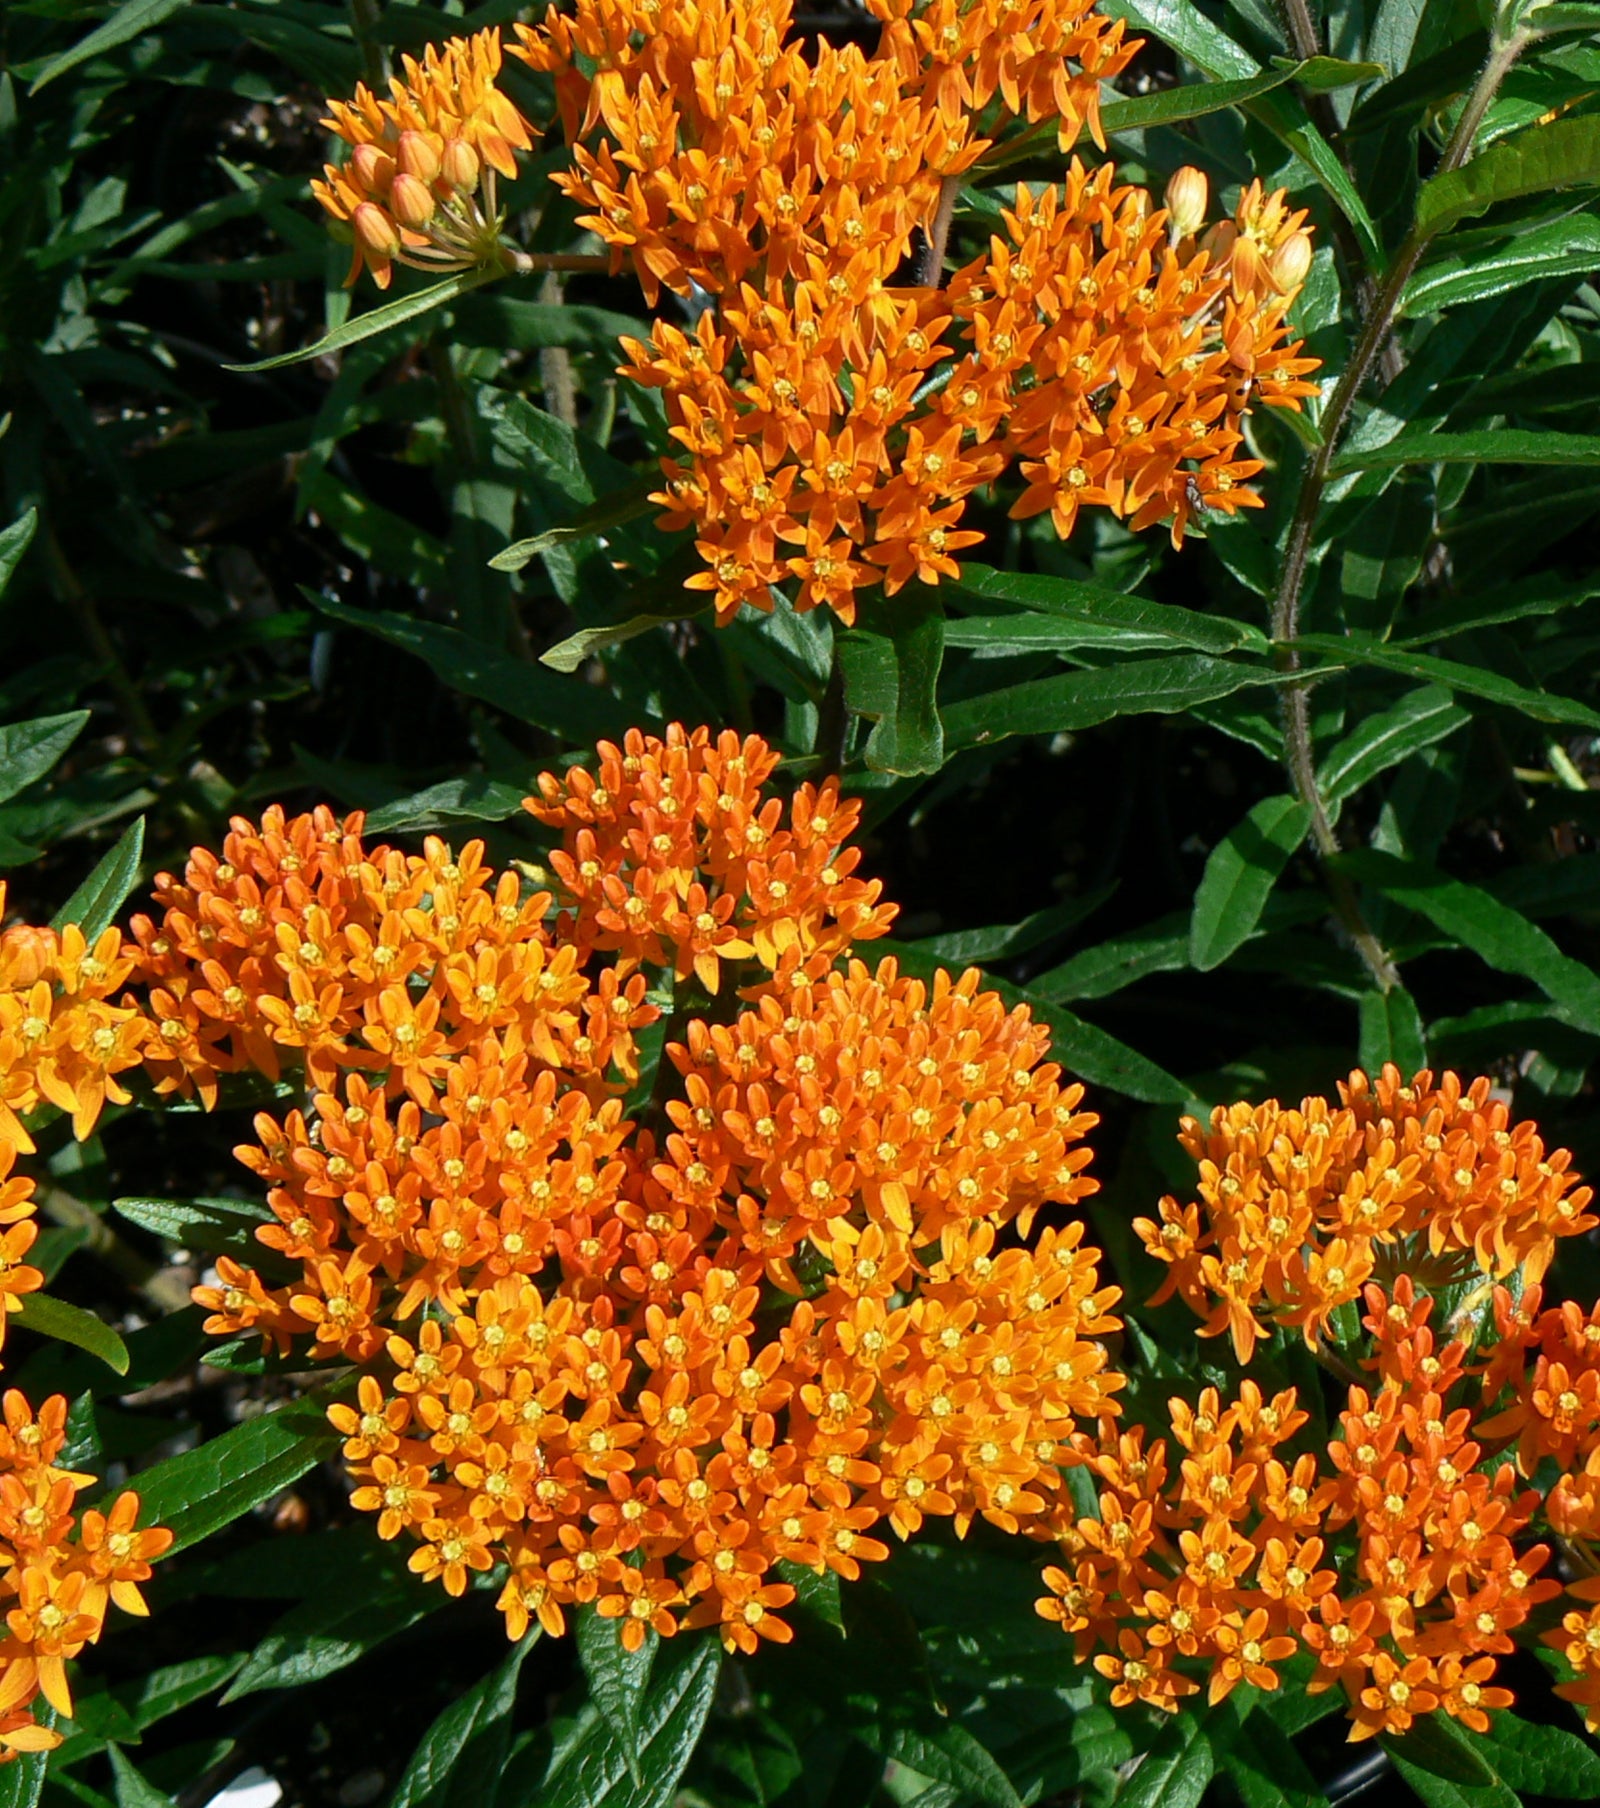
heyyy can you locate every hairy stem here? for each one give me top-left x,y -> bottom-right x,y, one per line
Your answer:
503,250 -> 613,274
1269,23 -> 1534,991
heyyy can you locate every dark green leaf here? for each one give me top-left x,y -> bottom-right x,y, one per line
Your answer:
1316,686 -> 1469,807
1292,632 -> 1600,729
312,596 -> 633,743
113,1195 -> 271,1262
578,1610 -> 655,1789
1098,57 -> 1384,131
0,510 -> 37,600
1461,1713 -> 1600,1797
1404,213 -> 1600,315
776,1559 -> 844,1632
952,566 -> 1268,654
911,889 -> 1112,965
125,1395 -> 340,1555
1385,1717 -> 1511,1807
362,778 -> 528,834
14,1295 -> 128,1376
29,0 -> 188,91
51,819 -> 145,941
105,1747 -> 173,1808
1100,0 -> 1258,77
1332,428 -> 1600,474
389,1632 -> 536,1808
1028,918 -> 1190,1002
534,1633 -> 722,1808
878,1723 -> 1020,1808
0,711 -> 90,810
1359,983 -> 1427,1077
1115,1710 -> 1213,1808
1396,571 -> 1600,646
1228,1714 -> 1330,1808
1418,114 -> 1600,236
0,1707 -> 54,1808
488,484 -> 657,573
226,269 -> 500,372
120,1656 -> 246,1731
1337,848 -> 1600,1033
862,590 -> 945,776
1190,795 -> 1311,971
224,1557 -> 432,1701
943,656 -> 1272,749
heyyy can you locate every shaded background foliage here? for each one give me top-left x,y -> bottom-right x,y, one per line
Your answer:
4,0 -> 1600,1802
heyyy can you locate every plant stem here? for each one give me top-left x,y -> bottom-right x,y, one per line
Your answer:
348,0 -> 387,89
1268,23 -> 1534,991
912,174 -> 963,287
503,249 -> 613,275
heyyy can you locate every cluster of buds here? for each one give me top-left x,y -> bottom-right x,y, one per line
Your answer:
135,728 -> 1123,1652
312,32 -> 536,289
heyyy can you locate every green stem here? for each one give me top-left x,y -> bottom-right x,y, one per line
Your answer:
1268,23 -> 1535,991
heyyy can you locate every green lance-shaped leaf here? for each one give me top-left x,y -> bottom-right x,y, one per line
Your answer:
122,1395 -> 340,1554
861,589 -> 946,776
532,1632 -> 722,1808
489,482 -> 658,573
952,565 -> 1268,654
1096,59 -> 1378,135
390,1631 -> 538,1808
1359,984 -> 1428,1079
13,1295 -> 129,1376
0,510 -> 37,600
225,268 -> 501,373
1403,214 -> 1600,316
1316,687 -> 1469,809
106,1746 -> 175,1808
363,778 -> 528,834
1115,1711 -> 1214,1808
113,1195 -> 274,1263
577,1607 -> 656,1788
1384,1715 -> 1506,1804
1418,114 -> 1600,237
1338,848 -> 1600,1034
51,818 -> 145,941
0,711 -> 91,811
1331,428 -> 1600,475
1189,795 -> 1312,972
28,0 -> 189,91
0,1707 -> 55,1808
1462,1712 -> 1600,1797
541,615 -> 688,673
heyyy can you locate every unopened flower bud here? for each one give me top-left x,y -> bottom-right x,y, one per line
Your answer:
395,129 -> 443,185
1164,166 -> 1208,240
441,137 -> 480,192
1269,231 -> 1313,294
1228,234 -> 1262,300
352,202 -> 402,259
350,142 -> 394,193
389,172 -> 437,229
1200,219 -> 1236,263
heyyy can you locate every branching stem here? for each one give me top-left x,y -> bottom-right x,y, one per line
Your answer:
1269,23 -> 1535,992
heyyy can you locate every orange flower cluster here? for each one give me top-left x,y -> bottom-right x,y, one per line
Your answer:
162,728 -> 1121,1651
0,887 -> 151,1150
1132,1066 -> 1596,1365
506,0 -> 1314,615
0,1388 -> 171,1754
312,29 -> 537,289
1040,1280 -> 1561,1741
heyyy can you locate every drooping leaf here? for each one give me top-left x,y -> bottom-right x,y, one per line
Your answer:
1331,428 -> 1600,474
50,818 -> 146,941
362,778 -> 528,833
1337,848 -> 1600,1034
226,268 -> 500,372
488,484 -> 658,573
1315,687 -> 1469,807
123,1395 -> 340,1554
0,711 -> 90,810
1359,984 -> 1427,1077
390,1632 -> 537,1808
1418,114 -> 1600,236
541,616 -> 690,673
1189,795 -> 1311,972
533,1632 -> 722,1808
13,1295 -> 129,1376
577,1610 -> 656,1789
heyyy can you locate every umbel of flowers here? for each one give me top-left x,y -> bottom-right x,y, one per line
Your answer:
1038,1068 -> 1600,1742
310,0 -> 1319,616
143,727 -> 1123,1652
0,897 -> 172,1757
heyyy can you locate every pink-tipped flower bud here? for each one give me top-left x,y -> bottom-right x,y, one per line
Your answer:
1164,166 -> 1208,240
352,202 -> 402,259
350,142 -> 394,194
440,137 -> 480,193
395,130 -> 443,185
1268,231 -> 1313,294
388,172 -> 437,229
